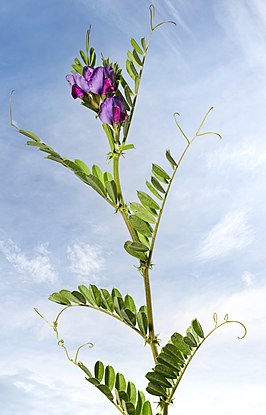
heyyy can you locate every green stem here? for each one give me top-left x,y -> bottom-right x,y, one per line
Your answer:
112,138 -> 158,362
143,266 -> 158,360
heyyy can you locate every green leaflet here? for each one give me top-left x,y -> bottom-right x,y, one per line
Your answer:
141,37 -> 147,52
90,284 -> 102,307
127,381 -> 137,405
80,49 -> 88,65
130,38 -> 144,55
134,76 -> 140,94
125,402 -> 136,415
165,149 -> 177,169
129,215 -> 153,237
146,382 -> 167,398
97,384 -> 114,401
100,288 -> 114,312
192,318 -> 205,338
94,361 -> 104,382
132,49 -> 143,66
106,180 -> 118,204
136,310 -> 148,335
89,47 -> 96,66
126,59 -> 137,80
103,171 -> 113,182
137,191 -> 160,211
74,159 -> 91,175
171,332 -> 191,355
92,164 -> 104,183
152,170 -> 168,184
153,364 -> 176,379
115,372 -> 126,391
145,372 -> 172,388
113,295 -> 126,317
157,352 -> 181,372
152,163 -> 170,181
124,241 -> 148,261
121,308 -> 136,326
72,63 -> 82,74
48,292 -> 70,305
19,129 -> 41,141
105,365 -> 115,390
146,180 -> 163,200
127,50 -> 142,68
74,57 -> 82,66
122,143 -> 135,151
124,294 -> 137,315
124,84 -> 133,107
142,401 -> 153,415
58,289 -> 81,304
184,332 -> 197,348
136,391 -> 145,415
151,176 -> 166,193
130,202 -> 156,224
78,284 -> 96,305
71,290 -> 86,304
86,174 -> 106,198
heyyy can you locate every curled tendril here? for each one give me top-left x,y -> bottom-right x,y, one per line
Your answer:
149,3 -> 176,32
213,312 -> 218,327
35,307 -> 94,365
211,312 -> 247,340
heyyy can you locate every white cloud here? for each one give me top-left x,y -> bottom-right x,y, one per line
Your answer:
13,381 -> 35,393
197,211 -> 253,261
214,0 -> 266,72
207,142 -> 266,171
67,242 -> 105,279
242,271 -> 255,287
0,239 -> 58,283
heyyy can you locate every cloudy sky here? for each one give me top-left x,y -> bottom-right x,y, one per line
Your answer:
0,0 -> 266,414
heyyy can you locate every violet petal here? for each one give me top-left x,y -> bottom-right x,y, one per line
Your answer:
98,97 -> 114,124
88,67 -> 104,94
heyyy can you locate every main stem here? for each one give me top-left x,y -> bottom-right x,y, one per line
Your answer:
112,146 -> 158,361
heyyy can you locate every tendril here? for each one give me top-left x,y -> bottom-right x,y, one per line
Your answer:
149,4 -> 176,32
211,312 -> 247,340
35,306 -> 94,365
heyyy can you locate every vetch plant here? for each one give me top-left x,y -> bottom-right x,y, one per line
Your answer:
11,6 -> 246,415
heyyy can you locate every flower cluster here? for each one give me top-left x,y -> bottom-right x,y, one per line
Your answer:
66,65 -> 126,126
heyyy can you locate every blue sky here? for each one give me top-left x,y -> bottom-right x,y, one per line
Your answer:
1,0 -> 266,414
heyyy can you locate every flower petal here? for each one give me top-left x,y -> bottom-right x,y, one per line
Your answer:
66,74 -> 75,86
104,66 -> 115,83
98,97 -> 114,124
102,77 -> 115,95
82,66 -> 94,81
74,73 -> 90,93
88,67 -> 104,94
72,84 -> 85,99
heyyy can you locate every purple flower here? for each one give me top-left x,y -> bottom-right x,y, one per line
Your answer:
98,96 -> 127,125
83,65 -> 115,95
66,73 -> 90,99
